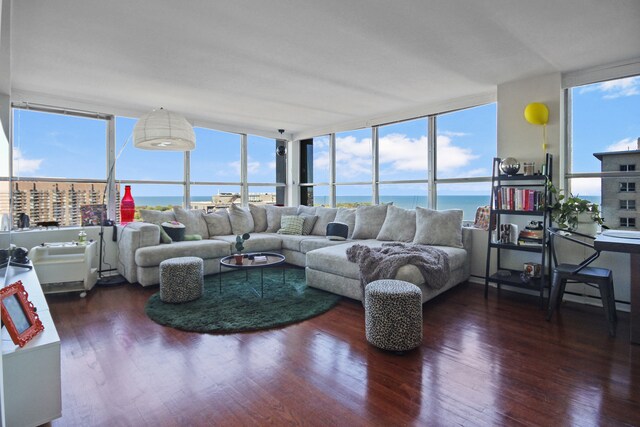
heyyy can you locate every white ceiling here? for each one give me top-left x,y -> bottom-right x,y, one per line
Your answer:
9,0 -> 640,139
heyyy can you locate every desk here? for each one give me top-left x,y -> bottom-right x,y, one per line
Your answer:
594,233 -> 640,344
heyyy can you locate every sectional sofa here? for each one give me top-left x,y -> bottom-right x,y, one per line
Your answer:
117,204 -> 471,303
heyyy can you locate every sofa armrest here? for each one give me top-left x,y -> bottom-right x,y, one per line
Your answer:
117,222 -> 161,284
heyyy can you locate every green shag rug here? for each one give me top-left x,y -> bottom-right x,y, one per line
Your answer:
145,268 -> 341,333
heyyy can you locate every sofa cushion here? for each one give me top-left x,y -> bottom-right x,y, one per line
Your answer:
249,203 -> 268,232
377,205 -> 416,242
140,209 -> 175,224
173,207 -> 209,238
203,210 -> 232,236
413,207 -> 463,248
278,215 -> 305,235
297,205 -> 317,215
352,204 -> 389,239
264,206 -> 298,233
276,234 -> 311,252
135,240 -> 230,267
213,234 -> 283,253
311,207 -> 338,236
306,239 -> 468,281
299,236 -> 351,254
334,208 -> 356,239
228,204 -> 255,235
299,214 -> 318,235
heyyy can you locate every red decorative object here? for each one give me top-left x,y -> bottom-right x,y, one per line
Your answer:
0,280 -> 44,347
120,185 -> 136,224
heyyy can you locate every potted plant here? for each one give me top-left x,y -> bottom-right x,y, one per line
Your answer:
547,182 -> 605,233
234,233 -> 251,265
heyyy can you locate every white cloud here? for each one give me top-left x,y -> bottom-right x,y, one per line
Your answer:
379,133 -> 427,171
439,131 -> 469,137
310,132 -> 481,181
580,76 -> 640,99
436,135 -> 480,174
12,148 -> 43,175
606,137 -> 638,152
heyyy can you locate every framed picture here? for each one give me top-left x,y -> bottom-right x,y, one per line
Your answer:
0,280 -> 44,347
81,204 -> 107,226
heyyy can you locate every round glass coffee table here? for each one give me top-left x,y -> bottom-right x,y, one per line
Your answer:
219,252 -> 286,298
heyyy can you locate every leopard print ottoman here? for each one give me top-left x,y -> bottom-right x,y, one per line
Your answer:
364,279 -> 423,352
159,257 -> 204,303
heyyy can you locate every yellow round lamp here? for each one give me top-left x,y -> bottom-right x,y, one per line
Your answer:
524,102 -> 549,125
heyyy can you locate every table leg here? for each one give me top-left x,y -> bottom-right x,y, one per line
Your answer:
261,267 -> 264,298
631,253 -> 640,344
219,262 -> 222,294
283,266 -> 285,285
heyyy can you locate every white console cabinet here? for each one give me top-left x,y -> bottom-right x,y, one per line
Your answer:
2,264 -> 61,427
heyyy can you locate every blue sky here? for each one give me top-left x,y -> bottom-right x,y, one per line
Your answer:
9,76 -> 640,198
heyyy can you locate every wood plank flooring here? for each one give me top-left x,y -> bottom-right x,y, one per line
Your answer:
46,274 -> 640,426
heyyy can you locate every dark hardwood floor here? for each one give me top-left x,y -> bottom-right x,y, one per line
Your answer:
46,273 -> 640,426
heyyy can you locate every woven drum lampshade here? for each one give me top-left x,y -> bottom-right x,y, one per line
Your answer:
133,108 -> 196,151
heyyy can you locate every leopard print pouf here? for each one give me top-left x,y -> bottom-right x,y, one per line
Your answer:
364,279 -> 423,352
159,257 -> 204,303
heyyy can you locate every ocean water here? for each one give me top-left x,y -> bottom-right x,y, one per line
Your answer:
135,195 -> 493,220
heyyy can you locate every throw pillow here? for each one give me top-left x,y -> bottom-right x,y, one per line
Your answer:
227,204 -> 255,235
413,207 -> 463,248
158,226 -> 173,244
299,214 -> 318,235
297,205 -> 317,215
311,207 -> 338,236
352,204 -> 389,239
277,215 -> 305,235
162,221 -> 186,242
376,205 -> 416,242
264,205 -> 298,233
184,234 -> 202,241
173,207 -> 209,238
249,203 -> 268,232
203,209 -> 233,236
334,208 -> 356,239
140,209 -> 175,224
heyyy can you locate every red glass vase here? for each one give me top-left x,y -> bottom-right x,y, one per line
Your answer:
120,185 -> 135,225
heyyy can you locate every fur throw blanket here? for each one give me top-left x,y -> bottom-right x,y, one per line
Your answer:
346,242 -> 450,300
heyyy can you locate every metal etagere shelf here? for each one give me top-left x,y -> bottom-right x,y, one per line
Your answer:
484,153 -> 553,308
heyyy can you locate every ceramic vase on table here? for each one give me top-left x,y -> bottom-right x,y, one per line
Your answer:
120,185 -> 135,225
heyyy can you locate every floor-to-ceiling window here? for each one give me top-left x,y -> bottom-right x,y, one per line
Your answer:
435,103 -> 496,219
116,116 -> 184,218
378,118 -> 428,209
299,135 -> 330,206
299,103 -> 497,218
247,134 -> 284,205
189,127 -> 242,212
11,106 -> 111,227
335,128 -> 372,206
567,75 -> 640,230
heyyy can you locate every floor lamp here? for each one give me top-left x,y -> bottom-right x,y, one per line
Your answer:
96,108 -> 196,286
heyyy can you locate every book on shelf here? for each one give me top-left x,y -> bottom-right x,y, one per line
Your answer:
518,238 -> 543,247
494,188 -> 544,211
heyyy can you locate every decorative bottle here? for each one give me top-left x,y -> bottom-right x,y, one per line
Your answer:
120,185 -> 136,225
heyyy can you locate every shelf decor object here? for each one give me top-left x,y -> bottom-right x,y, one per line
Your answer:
484,153 -> 553,308
120,185 -> 135,224
0,280 -> 44,347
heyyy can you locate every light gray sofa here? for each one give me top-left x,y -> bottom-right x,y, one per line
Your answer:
116,204 -> 472,303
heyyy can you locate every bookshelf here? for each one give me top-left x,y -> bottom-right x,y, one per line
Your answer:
484,153 -> 553,308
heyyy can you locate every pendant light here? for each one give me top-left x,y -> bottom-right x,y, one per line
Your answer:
133,107 -> 196,151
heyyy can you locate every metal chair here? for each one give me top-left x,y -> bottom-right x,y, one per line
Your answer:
546,227 -> 617,337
